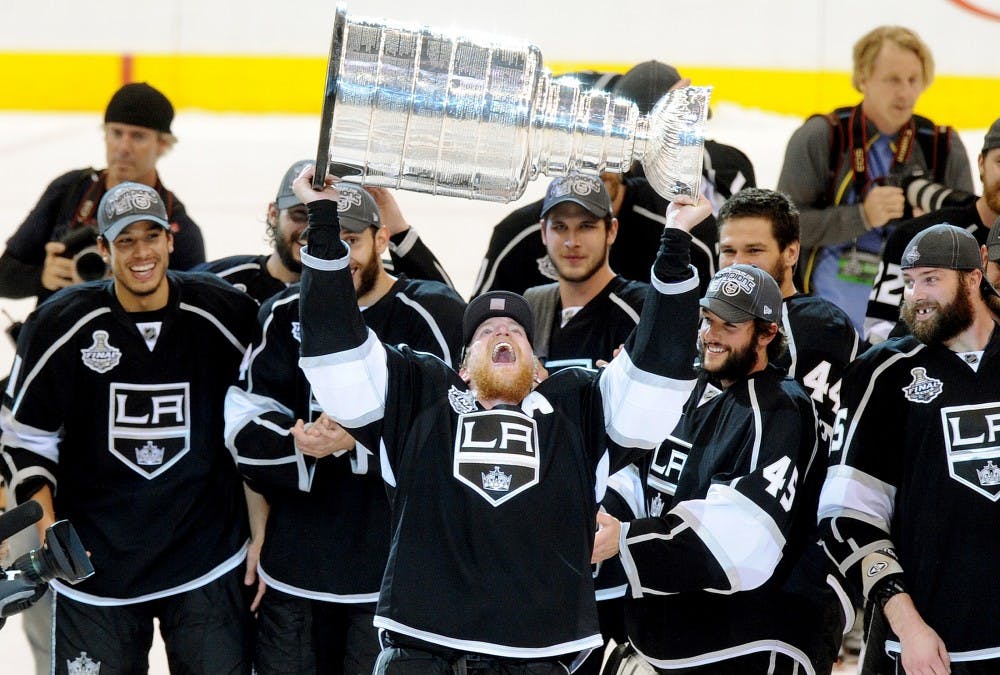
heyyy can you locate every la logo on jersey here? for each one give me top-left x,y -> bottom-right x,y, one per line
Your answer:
108,382 -> 190,479
453,409 -> 540,506
941,402 -> 1000,501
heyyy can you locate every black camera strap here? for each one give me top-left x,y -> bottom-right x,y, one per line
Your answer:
847,104 -> 916,201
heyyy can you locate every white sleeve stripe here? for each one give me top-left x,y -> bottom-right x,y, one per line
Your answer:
816,464 -> 895,527
840,344 -> 924,464
299,330 -> 388,427
621,520 -> 693,597
301,242 -> 351,270
7,466 -> 58,495
594,450 -> 610,503
600,350 -> 694,449
608,293 -> 640,325
673,484 -> 786,593
379,438 -> 396,488
650,266 -> 700,295
396,293 -> 453,367
179,303 -> 247,355
238,456 -> 297,466
223,387 -> 294,458
390,227 -> 419,256
0,409 -> 60,462
475,224 -> 542,294
11,307 -> 111,415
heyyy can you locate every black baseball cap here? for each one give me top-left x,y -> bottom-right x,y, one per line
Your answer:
612,61 -> 682,115
97,182 -> 170,242
540,173 -> 612,219
901,223 -> 1000,299
463,291 -> 534,346
700,264 -> 782,324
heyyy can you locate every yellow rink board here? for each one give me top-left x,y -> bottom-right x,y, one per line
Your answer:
1,52 -> 997,129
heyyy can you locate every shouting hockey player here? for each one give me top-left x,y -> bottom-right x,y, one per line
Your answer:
291,163 -> 708,673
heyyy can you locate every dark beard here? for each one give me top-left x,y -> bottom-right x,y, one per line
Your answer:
901,286 -> 974,345
355,243 -> 380,299
698,335 -> 759,383
272,228 -> 302,275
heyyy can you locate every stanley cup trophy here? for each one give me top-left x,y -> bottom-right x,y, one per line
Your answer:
314,6 -> 711,203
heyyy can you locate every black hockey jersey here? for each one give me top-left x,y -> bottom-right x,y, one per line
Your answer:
224,277 -> 465,600
0,272 -> 257,603
623,365 -> 843,671
297,202 -> 700,659
864,201 -> 990,343
778,294 -> 859,445
526,276 -> 647,372
471,176 -> 717,297
818,332 -> 1000,660
194,254 -> 288,305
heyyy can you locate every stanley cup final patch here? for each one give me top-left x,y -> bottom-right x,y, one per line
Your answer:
453,409 -> 540,506
902,367 -> 943,403
81,330 -> 122,373
940,402 -> 1000,501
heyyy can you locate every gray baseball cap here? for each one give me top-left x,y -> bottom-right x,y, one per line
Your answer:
540,173 -> 613,219
275,159 -> 313,211
335,183 -> 382,233
983,117 -> 1000,155
902,223 -> 1000,299
986,217 -> 1000,262
699,264 -> 782,324
97,182 -> 170,242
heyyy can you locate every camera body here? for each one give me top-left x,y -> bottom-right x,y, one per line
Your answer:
0,520 -> 94,623
58,226 -> 109,282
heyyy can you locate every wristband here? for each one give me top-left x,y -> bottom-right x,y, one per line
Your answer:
861,548 -> 904,600
870,574 -> 907,610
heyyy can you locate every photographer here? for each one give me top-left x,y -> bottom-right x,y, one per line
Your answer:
865,117 -> 1000,343
0,82 -> 205,306
777,26 -> 973,333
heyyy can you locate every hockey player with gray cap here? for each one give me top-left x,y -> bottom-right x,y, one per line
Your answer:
1,181 -> 258,673
819,222 -> 1000,674
594,262 -> 840,674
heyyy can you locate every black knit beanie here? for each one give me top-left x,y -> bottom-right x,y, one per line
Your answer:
104,82 -> 174,134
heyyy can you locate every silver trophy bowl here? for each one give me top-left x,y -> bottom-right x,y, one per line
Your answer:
314,6 -> 711,203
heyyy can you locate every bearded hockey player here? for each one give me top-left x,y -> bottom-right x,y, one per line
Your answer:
290,163 -> 708,673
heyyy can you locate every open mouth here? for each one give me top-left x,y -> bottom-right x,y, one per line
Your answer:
492,342 -> 516,364
914,302 -> 938,319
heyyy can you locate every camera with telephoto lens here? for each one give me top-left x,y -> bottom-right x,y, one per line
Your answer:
0,520 -> 94,624
59,225 -> 109,282
885,166 -> 978,219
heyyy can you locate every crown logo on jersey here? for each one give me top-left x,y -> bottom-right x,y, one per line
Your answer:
902,367 -> 943,404
81,330 -> 122,374
481,465 -> 513,492
135,440 -> 165,466
649,492 -> 665,518
448,385 -> 477,414
67,652 -> 101,675
976,460 -> 1000,486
